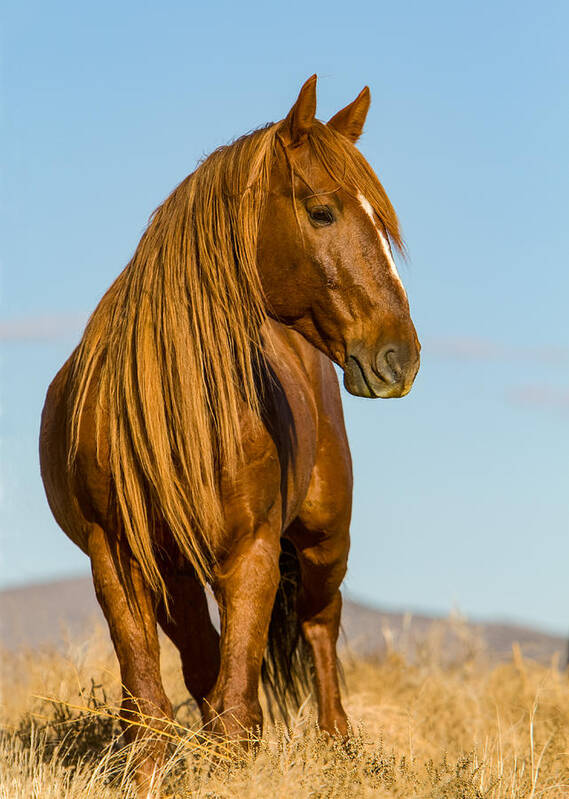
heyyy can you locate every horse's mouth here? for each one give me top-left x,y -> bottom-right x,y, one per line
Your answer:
343,354 -> 414,399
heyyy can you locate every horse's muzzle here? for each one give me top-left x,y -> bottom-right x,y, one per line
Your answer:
343,340 -> 420,398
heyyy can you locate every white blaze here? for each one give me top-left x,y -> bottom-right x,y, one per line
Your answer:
357,192 -> 407,297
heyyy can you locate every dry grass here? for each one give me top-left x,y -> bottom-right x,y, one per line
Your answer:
1,619 -> 568,798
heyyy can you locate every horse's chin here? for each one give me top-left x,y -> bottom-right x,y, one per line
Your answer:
343,355 -> 410,399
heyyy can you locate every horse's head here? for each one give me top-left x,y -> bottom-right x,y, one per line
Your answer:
258,75 -> 420,398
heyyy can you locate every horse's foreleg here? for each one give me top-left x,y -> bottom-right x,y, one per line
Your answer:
287,516 -> 350,737
88,524 -> 173,796
204,521 -> 280,741
156,573 -> 220,711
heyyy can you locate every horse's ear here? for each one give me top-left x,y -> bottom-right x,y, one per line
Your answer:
328,86 -> 371,143
280,74 -> 317,147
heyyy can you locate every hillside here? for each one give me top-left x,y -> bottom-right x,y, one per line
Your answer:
1,575 -> 566,666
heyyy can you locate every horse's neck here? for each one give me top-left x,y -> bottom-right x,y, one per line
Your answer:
260,318 -> 324,406
262,318 -> 311,363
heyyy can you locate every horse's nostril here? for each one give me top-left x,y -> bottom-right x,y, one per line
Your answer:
375,347 -> 402,384
384,349 -> 402,380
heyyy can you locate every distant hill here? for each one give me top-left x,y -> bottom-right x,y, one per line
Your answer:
1,575 -> 566,666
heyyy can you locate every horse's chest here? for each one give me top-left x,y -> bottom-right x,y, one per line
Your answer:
262,328 -> 324,527
277,373 -> 320,526
219,355 -> 319,535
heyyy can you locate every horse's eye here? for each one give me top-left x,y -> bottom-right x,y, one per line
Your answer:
308,205 -> 335,226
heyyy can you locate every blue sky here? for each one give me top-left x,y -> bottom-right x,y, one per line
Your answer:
2,0 -> 568,634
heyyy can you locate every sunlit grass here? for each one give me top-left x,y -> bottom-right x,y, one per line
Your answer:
1,619 -> 568,798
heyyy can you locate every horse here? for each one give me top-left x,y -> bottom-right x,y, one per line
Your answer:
39,74 -> 420,792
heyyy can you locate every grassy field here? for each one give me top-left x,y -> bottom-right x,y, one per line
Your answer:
1,621 -> 568,798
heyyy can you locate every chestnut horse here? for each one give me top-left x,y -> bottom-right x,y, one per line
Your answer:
40,75 -> 420,790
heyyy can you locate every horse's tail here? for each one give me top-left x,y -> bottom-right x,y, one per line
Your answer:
261,538 -> 314,723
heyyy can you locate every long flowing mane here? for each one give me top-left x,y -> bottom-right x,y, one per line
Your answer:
67,119 -> 402,599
